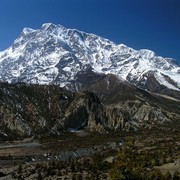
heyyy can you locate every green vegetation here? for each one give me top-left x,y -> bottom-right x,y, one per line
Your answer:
110,136 -> 180,179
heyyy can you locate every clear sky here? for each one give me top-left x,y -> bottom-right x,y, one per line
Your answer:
0,0 -> 180,64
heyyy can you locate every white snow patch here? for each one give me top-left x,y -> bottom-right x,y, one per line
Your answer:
22,27 -> 36,35
155,72 -> 179,91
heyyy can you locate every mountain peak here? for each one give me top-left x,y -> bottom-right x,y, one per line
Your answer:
41,23 -> 66,32
22,27 -> 36,35
118,43 -> 127,48
41,23 -> 56,30
139,49 -> 156,59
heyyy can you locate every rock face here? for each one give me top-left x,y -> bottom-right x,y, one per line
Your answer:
0,83 -> 108,139
0,82 -> 179,140
73,72 -> 180,130
0,23 -> 179,98
64,91 -> 106,132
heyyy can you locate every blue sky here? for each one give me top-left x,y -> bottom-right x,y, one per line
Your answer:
0,0 -> 180,64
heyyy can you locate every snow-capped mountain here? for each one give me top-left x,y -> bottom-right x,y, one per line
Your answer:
0,23 -> 179,96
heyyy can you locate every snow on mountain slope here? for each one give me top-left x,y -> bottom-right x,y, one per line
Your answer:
0,23 -> 179,93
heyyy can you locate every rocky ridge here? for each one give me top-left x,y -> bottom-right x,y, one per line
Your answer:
0,81 -> 179,140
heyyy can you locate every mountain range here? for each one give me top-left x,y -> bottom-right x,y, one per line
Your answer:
0,23 -> 179,139
0,23 -> 179,98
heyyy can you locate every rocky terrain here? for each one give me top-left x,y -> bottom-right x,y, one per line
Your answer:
0,80 -> 179,140
0,23 -> 179,179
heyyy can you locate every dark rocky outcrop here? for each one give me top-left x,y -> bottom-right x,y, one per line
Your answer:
64,90 -> 106,132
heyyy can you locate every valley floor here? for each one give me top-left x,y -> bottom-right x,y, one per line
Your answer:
0,129 -> 179,179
